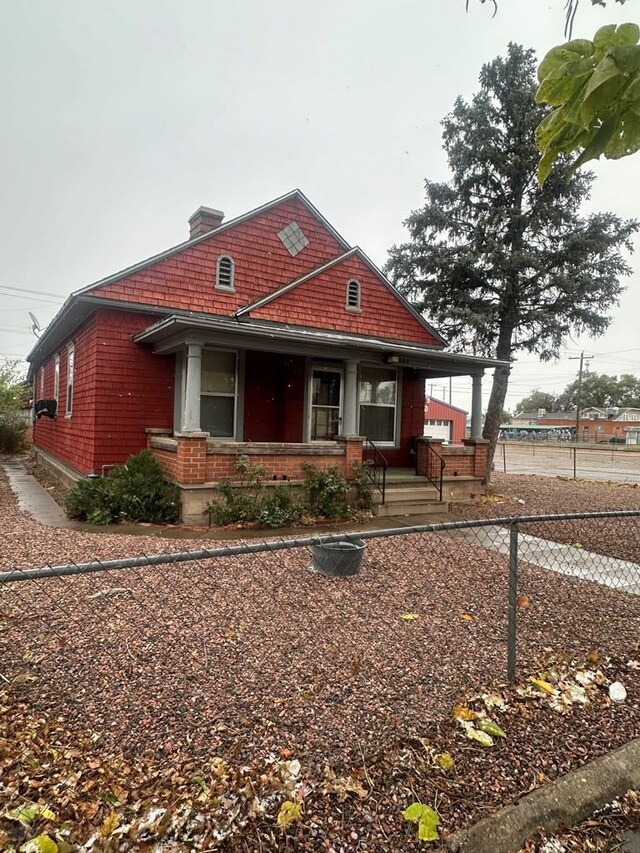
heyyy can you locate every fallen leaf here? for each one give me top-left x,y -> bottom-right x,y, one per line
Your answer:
516,594 -> 530,610
460,721 -> 494,747
477,718 -> 506,738
452,704 -> 477,722
100,811 -> 120,838
461,614 -> 474,622
401,613 -> 419,621
20,837 -> 58,853
434,752 -> 455,772
403,802 -> 440,842
529,677 -> 555,694
277,800 -> 302,832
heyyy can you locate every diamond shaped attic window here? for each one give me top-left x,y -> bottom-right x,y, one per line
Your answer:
277,221 -> 309,256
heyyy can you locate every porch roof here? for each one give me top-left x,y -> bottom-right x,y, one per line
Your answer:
133,312 -> 508,376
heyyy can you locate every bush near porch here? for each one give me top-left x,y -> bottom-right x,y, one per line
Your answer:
204,455 -> 374,528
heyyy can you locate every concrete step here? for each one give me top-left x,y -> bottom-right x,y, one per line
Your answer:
373,500 -> 449,518
373,485 -> 441,503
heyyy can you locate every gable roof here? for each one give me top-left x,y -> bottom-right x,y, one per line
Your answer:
73,189 -> 351,299
235,245 -> 447,347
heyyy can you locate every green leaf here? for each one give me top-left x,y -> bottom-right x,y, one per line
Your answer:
611,45 -> 640,74
614,22 -> 640,48
403,803 -> 440,842
535,108 -> 565,150
581,55 -> 624,114
593,24 -> 618,56
536,58 -> 595,106
477,718 -> 507,738
573,112 -> 620,169
20,838 -> 58,853
537,41 -> 593,82
537,147 -> 558,185
604,109 -> 640,158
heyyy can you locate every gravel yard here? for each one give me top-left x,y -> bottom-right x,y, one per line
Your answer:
1,465 -> 640,850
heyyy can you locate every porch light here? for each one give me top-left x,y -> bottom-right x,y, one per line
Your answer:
385,354 -> 400,365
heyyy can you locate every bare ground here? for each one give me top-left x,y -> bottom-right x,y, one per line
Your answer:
1,465 -> 640,851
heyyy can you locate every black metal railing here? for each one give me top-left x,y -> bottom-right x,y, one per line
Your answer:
363,438 -> 388,504
423,441 -> 445,501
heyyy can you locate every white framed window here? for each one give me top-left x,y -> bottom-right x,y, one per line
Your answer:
277,221 -> 309,256
358,365 -> 398,445
65,343 -> 75,416
53,354 -> 60,402
346,279 -> 361,312
200,348 -> 237,437
216,255 -> 235,291
38,366 -> 44,399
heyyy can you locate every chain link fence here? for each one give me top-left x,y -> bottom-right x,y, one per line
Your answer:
497,440 -> 640,482
1,511 -> 639,848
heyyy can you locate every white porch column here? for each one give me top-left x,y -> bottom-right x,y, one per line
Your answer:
183,343 -> 203,432
342,359 -> 359,435
471,372 -> 483,439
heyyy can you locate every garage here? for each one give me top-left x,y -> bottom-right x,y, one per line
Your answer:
424,418 -> 452,441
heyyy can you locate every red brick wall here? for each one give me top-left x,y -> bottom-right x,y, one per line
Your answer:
89,197 -> 344,316
204,450 -> 343,483
251,254 -> 440,346
33,309 -> 174,475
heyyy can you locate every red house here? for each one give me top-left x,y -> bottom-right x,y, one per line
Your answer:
28,190 -> 500,522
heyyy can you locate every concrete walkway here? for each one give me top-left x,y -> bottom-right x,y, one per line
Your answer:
451,525 -> 640,595
2,457 -> 82,529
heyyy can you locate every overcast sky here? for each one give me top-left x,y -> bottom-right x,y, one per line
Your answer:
1,0 -> 638,413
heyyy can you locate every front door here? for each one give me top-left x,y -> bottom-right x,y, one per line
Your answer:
310,368 -> 342,441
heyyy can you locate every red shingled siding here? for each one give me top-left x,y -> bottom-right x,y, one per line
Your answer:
92,311 -> 174,471
88,198 -> 344,316
243,352 -> 306,442
33,317 -> 99,474
250,254 -> 440,346
33,310 -> 174,474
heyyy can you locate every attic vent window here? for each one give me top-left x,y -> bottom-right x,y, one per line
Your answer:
216,255 -> 235,291
346,279 -> 361,312
278,221 -> 309,256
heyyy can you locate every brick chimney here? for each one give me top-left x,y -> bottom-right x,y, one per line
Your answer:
188,206 -> 224,239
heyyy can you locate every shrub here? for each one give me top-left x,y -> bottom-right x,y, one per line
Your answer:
65,476 -> 118,523
107,450 -> 180,523
0,407 -> 28,454
255,485 -> 305,528
302,463 -> 350,519
351,460 -> 374,512
65,450 -> 180,525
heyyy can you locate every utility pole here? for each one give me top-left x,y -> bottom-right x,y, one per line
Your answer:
569,352 -> 594,442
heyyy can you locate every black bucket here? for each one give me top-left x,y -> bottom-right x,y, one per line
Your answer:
310,539 -> 366,577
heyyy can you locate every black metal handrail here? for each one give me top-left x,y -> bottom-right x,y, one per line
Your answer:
423,441 -> 445,501
363,438 -> 388,504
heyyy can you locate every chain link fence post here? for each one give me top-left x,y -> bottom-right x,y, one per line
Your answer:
507,522 -> 519,683
572,444 -> 577,480
502,441 -> 507,473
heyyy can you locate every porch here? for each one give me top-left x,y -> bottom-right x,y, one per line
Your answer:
134,313 -> 500,524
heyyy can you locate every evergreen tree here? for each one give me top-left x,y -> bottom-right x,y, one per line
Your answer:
386,44 -> 638,475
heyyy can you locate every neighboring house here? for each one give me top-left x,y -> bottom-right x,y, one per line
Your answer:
27,190 -> 503,522
511,406 -> 640,443
424,397 -> 467,444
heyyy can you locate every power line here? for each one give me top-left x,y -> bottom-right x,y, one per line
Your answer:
0,284 -> 66,299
